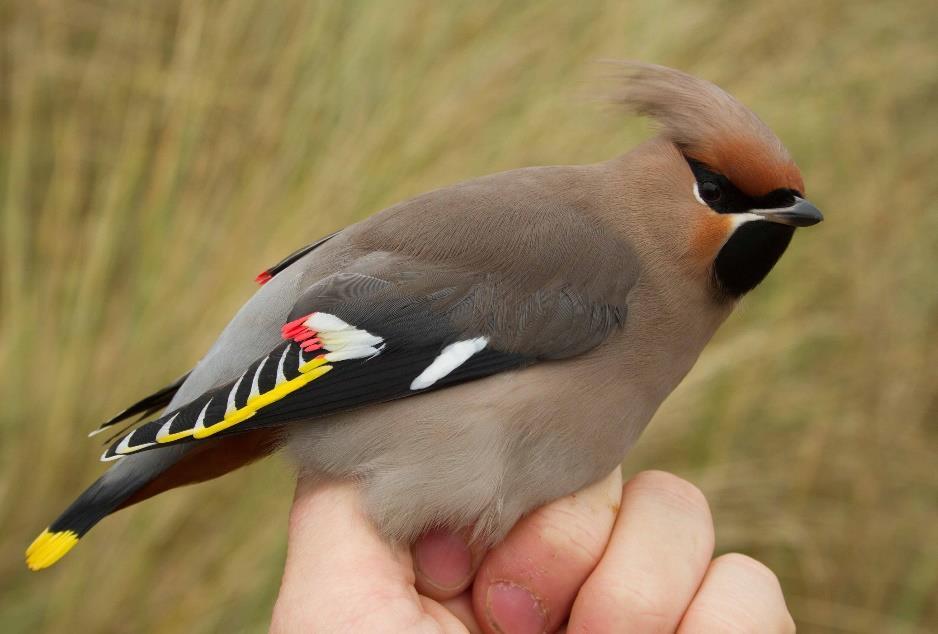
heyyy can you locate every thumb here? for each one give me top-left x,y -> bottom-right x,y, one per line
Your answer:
270,476 -> 416,632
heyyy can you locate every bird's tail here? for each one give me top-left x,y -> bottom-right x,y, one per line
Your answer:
26,448 -> 182,571
26,474 -> 138,570
27,433 -> 272,571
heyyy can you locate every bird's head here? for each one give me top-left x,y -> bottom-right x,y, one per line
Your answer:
610,63 -> 823,299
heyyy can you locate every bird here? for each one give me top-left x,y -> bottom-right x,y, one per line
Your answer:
26,62 -> 822,571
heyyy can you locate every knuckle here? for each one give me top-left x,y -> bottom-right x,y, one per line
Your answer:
528,504 -> 608,564
522,475 -> 622,566
683,602 -> 796,634
580,574 -> 675,633
626,470 -> 711,517
682,603 -> 759,634
714,553 -> 783,592
690,554 -> 794,634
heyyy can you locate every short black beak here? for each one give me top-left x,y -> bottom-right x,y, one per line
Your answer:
750,198 -> 824,227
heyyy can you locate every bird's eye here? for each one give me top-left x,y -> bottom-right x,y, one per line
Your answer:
699,181 -> 722,203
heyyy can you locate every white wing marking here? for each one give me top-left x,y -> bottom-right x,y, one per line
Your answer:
410,337 -> 489,391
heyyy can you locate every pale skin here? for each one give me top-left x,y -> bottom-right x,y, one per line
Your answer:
271,470 -> 796,633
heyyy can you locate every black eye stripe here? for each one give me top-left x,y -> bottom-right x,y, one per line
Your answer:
686,157 -> 798,213
753,188 -> 802,208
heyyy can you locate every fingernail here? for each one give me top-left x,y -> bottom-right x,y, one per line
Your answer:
413,530 -> 473,591
486,582 -> 547,634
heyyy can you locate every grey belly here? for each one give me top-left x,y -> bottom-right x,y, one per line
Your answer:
286,361 -> 653,544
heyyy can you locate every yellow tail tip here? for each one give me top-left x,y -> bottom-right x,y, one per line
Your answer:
25,529 -> 79,571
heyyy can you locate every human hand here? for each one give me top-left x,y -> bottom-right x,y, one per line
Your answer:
270,470 -> 795,633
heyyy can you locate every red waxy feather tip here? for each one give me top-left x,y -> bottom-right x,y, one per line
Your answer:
282,325 -> 303,338
283,314 -> 313,330
282,314 -> 321,345
255,271 -> 273,285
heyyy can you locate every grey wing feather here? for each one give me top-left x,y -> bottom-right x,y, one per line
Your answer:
99,164 -> 641,465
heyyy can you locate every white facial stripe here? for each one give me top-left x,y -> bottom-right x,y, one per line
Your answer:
410,337 -> 489,391
749,196 -> 803,216
705,212 -> 762,253
696,181 -> 801,220
729,212 -> 762,230
693,182 -> 706,206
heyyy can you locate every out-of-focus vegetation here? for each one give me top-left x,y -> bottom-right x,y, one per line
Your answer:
1,1 -> 935,632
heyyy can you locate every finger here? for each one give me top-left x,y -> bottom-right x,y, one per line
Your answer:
439,593 -> 484,634
413,528 -> 488,599
677,553 -> 796,634
472,468 -> 623,634
270,477 -> 423,633
421,595 -> 479,633
567,470 -> 715,634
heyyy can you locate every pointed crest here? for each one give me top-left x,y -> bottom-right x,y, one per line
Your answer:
610,62 -> 804,196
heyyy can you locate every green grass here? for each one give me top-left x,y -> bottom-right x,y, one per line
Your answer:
2,1 -> 936,632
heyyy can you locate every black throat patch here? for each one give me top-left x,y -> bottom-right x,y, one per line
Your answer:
713,220 -> 794,297
684,156 -> 801,298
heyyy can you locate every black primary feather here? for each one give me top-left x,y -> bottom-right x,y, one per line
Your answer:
92,372 -> 191,434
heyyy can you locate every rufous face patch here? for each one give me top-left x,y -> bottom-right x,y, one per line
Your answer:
690,210 -> 735,265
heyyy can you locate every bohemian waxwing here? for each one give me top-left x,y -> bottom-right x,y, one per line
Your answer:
27,62 -> 822,570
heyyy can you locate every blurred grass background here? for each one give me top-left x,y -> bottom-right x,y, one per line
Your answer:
1,1 -> 936,632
